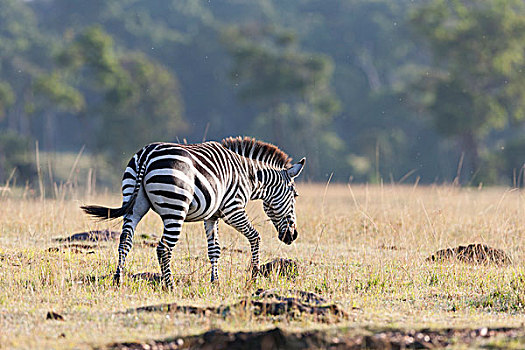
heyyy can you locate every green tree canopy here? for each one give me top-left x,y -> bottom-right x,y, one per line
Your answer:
410,0 -> 525,176
223,24 -> 340,177
59,26 -> 186,162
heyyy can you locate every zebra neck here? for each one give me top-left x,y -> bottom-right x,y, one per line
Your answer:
249,164 -> 282,201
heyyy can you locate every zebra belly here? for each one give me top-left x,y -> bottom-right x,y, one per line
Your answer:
142,151 -> 222,223
185,187 -> 221,221
185,201 -> 212,222
145,183 -> 220,223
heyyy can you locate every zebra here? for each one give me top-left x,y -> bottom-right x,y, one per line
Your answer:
81,137 -> 305,289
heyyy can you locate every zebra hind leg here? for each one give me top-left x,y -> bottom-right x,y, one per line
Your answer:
114,187 -> 150,286
204,219 -> 221,283
156,241 -> 175,290
157,217 -> 185,290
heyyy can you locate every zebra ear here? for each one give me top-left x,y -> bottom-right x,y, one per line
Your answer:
287,158 -> 305,178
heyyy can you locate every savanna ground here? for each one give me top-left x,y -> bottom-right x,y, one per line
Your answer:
2,184 -> 525,349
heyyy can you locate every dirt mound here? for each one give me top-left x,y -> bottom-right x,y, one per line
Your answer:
222,247 -> 247,254
259,258 -> 298,279
427,243 -> 511,266
109,328 -> 290,350
131,272 -> 162,284
54,230 -> 120,242
104,326 -> 523,349
254,288 -> 329,305
246,298 -> 346,320
132,302 -> 231,316
48,243 -> 97,254
54,231 -> 158,248
62,243 -> 99,250
358,327 -> 521,349
128,289 -> 346,322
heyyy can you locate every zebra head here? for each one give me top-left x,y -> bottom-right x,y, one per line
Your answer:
263,158 -> 306,245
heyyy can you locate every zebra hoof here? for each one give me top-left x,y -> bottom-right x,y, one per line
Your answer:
162,284 -> 174,292
251,266 -> 259,279
113,273 -> 122,287
162,278 -> 175,292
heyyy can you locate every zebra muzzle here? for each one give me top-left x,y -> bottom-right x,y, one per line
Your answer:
279,226 -> 298,245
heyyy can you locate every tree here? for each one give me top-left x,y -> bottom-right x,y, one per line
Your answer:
0,0 -> 42,135
102,53 -> 186,161
223,24 -> 340,177
0,130 -> 35,184
0,82 -> 14,119
284,0 -> 433,182
5,0 -> 520,184
410,0 -> 525,178
0,0 -> 53,182
31,73 -> 84,150
58,26 -> 186,164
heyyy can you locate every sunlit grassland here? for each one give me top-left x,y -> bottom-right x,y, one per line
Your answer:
2,184 -> 525,349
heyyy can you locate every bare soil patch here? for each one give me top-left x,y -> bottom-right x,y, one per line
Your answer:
53,231 -> 158,248
104,326 -> 524,349
222,246 -> 247,254
427,243 -> 511,265
48,243 -> 97,254
128,289 -> 347,322
82,272 -> 162,285
377,243 -> 402,250
54,229 -> 120,242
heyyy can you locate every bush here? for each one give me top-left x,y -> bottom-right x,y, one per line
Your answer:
0,131 -> 36,184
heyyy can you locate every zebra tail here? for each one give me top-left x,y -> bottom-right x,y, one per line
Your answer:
81,172 -> 141,220
81,199 -> 135,221
82,148 -> 150,221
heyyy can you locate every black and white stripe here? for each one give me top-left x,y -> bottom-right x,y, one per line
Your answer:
82,137 -> 305,288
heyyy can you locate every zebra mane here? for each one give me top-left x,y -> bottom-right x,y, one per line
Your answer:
221,136 -> 292,169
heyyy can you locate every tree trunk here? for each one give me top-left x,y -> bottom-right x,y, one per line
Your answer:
270,102 -> 284,146
356,46 -> 382,92
43,111 -> 56,152
460,131 -> 479,182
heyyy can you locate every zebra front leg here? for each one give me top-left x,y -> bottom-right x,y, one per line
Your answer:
204,219 -> 221,283
248,232 -> 261,279
224,209 -> 261,280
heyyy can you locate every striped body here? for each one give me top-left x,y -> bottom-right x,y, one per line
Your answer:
82,137 -> 305,288
127,141 -> 250,223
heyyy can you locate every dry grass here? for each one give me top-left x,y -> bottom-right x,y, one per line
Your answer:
1,184 -> 525,348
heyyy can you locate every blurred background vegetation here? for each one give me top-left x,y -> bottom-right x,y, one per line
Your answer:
0,0 -> 524,194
